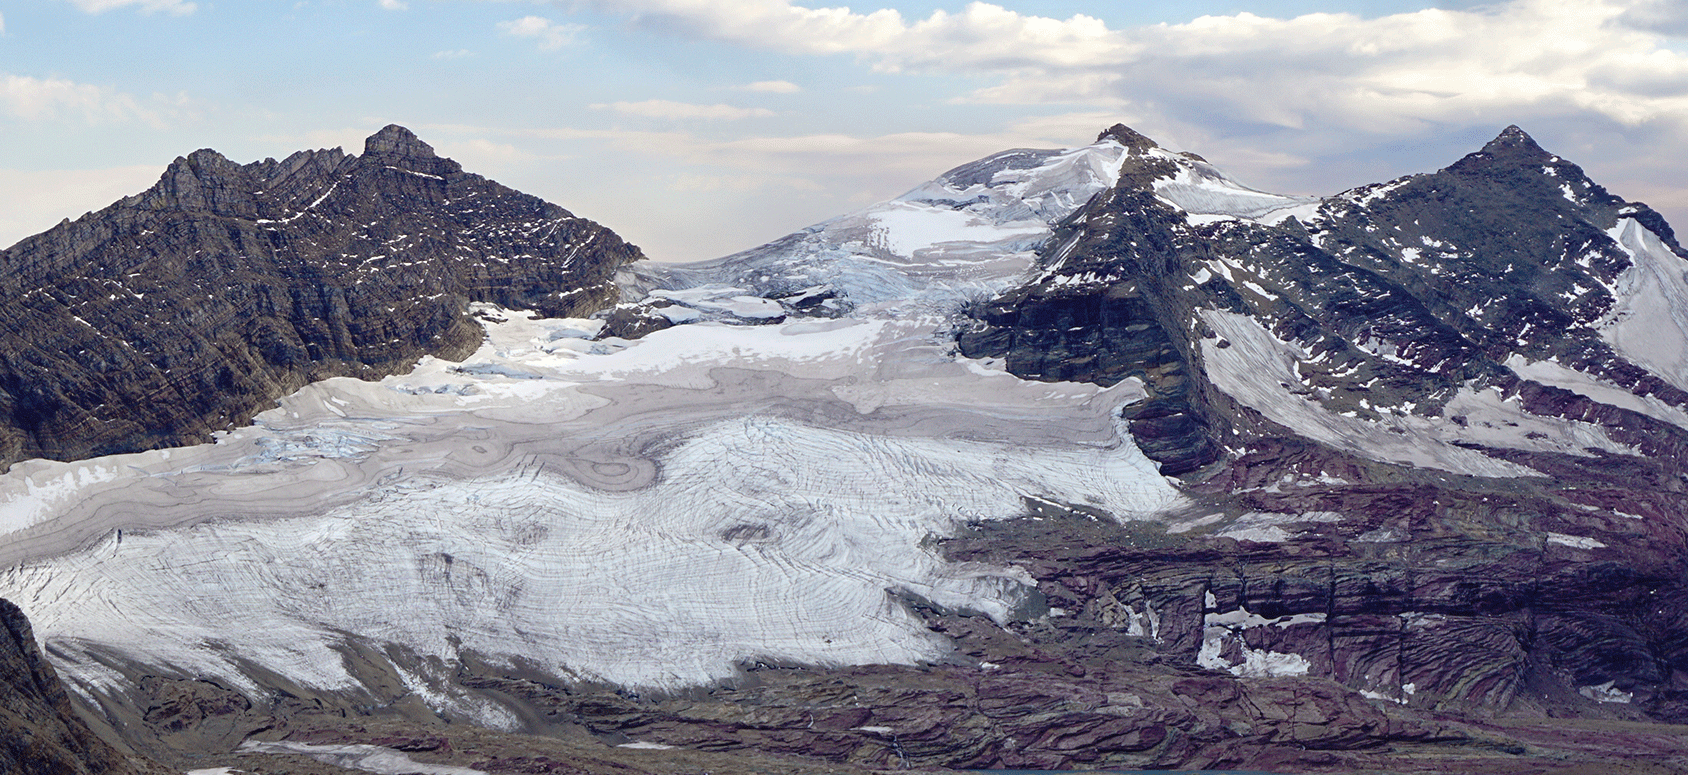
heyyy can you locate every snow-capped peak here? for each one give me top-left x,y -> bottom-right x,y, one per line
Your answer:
1141,147 -> 1320,226
619,132 -> 1141,318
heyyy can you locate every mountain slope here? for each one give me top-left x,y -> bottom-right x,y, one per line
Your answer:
4,123 -> 1688,775
963,124 -> 1688,476
956,124 -> 1688,724
604,133 -> 1138,335
0,125 -> 642,470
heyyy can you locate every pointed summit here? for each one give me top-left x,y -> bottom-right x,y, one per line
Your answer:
1446,124 -> 1553,176
363,124 -> 436,159
1096,123 -> 1159,152
1481,124 -> 1545,156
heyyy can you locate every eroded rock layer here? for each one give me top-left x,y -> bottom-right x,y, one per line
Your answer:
0,125 -> 642,469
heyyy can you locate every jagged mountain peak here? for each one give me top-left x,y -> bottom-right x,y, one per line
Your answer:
179,147 -> 238,171
1096,123 -> 1160,151
1486,123 -> 1540,151
0,125 -> 642,469
1446,123 -> 1558,177
364,123 -> 437,160
968,121 -> 1688,477
9,121 -> 1688,775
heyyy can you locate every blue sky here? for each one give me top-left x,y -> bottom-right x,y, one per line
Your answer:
2,0 -> 1685,260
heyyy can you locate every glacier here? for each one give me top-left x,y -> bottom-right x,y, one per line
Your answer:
0,134 -> 1189,721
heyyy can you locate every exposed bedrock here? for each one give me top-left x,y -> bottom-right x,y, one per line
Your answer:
948,125 -> 1688,768
958,444 -> 1688,715
0,598 -> 169,775
959,185 -> 1225,475
68,442 -> 1688,775
961,124 -> 1688,482
0,125 -> 642,470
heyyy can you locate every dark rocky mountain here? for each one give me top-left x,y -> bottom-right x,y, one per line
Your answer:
0,125 -> 642,470
0,598 -> 169,775
567,123 -> 1688,772
961,124 -> 1688,476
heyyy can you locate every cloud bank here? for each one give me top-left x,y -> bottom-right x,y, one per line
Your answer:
583,0 -> 1687,137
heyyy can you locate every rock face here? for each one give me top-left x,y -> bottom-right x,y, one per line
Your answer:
0,598 -> 166,775
963,124 -> 1688,472
954,124 -> 1688,739
0,125 -> 642,469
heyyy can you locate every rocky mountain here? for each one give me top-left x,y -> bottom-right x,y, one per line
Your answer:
962,124 -> 1688,477
4,123 -> 1688,775
0,125 -> 643,470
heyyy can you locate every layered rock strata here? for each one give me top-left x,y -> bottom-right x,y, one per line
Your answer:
0,125 -> 642,469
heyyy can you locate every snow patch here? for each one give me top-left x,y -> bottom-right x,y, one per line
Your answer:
1151,154 -> 1319,223
1214,511 -> 1341,543
1578,681 -> 1634,704
1547,532 -> 1606,550
237,741 -> 486,775
1198,310 -> 1542,477
1507,355 -> 1688,432
1599,219 -> 1688,393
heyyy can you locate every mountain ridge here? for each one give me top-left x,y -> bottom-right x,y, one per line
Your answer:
0,125 -> 642,471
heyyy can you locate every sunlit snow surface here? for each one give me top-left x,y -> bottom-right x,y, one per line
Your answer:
624,140 -> 1133,312
1600,218 -> 1688,393
1147,150 -> 1319,225
237,741 -> 488,775
0,136 -> 1200,716
0,303 -> 1182,718
1197,310 -> 1646,477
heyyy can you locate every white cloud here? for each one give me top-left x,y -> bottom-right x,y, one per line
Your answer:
435,116 -> 1120,202
378,0 -> 408,9
253,127 -> 379,153
434,138 -> 547,166
592,100 -> 776,120
583,0 -> 1688,133
60,0 -> 195,14
0,12 -> 6,33
666,173 -> 822,193
737,80 -> 802,93
498,15 -> 584,49
432,49 -> 474,59
0,74 -> 163,125
1620,0 -> 1688,34
588,0 -> 1125,69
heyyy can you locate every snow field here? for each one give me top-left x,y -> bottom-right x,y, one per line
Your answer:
1,305 -> 1183,719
